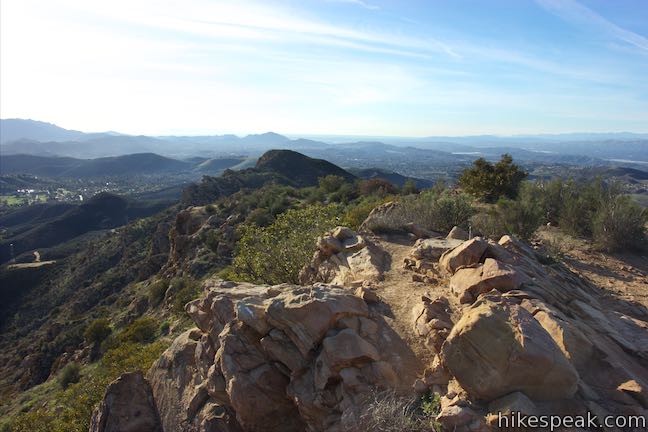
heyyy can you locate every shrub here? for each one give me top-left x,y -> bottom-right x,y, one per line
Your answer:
246,207 -> 273,226
204,204 -> 216,214
459,154 -> 527,202
359,178 -> 398,197
362,190 -> 474,234
592,194 -> 647,252
558,179 -> 606,237
426,191 -> 475,233
495,197 -> 543,241
230,204 -> 340,284
470,210 -> 508,240
58,363 -> 81,389
401,179 -> 419,195
159,320 -> 171,335
121,317 -> 158,343
319,175 -> 346,193
495,182 -> 545,240
170,277 -> 202,313
341,196 -> 391,230
468,183 -> 543,241
147,279 -> 169,307
330,182 -> 357,204
346,390 -> 441,432
83,319 -> 112,345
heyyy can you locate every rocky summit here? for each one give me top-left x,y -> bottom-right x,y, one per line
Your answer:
90,226 -> 648,432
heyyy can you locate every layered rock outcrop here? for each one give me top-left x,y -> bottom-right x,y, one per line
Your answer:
406,234 -> 648,430
90,371 -> 162,432
107,280 -> 419,432
164,207 -> 241,276
299,227 -> 389,286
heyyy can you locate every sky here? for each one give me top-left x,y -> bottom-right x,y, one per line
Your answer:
1,0 -> 647,136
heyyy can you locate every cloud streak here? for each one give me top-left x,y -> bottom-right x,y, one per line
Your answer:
327,0 -> 380,11
536,0 -> 648,54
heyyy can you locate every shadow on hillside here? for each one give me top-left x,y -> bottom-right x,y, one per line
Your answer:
565,257 -> 634,282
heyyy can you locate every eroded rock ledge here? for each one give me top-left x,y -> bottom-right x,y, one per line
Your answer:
99,281 -> 418,432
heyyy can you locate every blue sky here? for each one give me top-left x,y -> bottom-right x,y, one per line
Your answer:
1,0 -> 647,136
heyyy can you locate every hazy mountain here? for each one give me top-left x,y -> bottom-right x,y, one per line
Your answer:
0,119 -> 87,144
2,119 -> 647,171
1,153 -> 193,177
0,154 -> 82,177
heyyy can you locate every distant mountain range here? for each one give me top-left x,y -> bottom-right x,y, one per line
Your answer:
2,119 -> 647,162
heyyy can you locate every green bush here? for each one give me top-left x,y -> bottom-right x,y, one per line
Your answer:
359,178 -> 398,197
341,196 -> 391,230
171,277 -> 202,313
230,204 -> 340,284
459,154 -> 527,202
121,317 -> 158,343
470,210 -> 507,240
330,182 -> 357,204
401,179 -> 419,195
159,320 -> 171,335
592,194 -> 647,252
147,279 -> 169,307
319,175 -> 346,193
427,191 -> 475,233
494,182 -> 545,240
83,319 -> 112,345
58,363 -> 81,389
558,179 -> 606,237
362,190 -> 474,234
246,207 -> 273,226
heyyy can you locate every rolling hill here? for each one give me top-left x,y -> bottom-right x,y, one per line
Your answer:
1,153 -> 192,177
0,192 -> 171,263
255,149 -> 356,185
182,149 -> 357,205
350,168 -> 435,188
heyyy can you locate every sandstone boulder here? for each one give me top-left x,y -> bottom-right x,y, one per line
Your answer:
359,201 -> 398,232
265,285 -> 369,356
216,321 -> 306,431
90,371 -> 162,432
147,282 -> 410,432
449,258 -> 527,304
404,222 -> 441,239
441,297 -> 579,401
447,226 -> 469,241
412,296 -> 453,352
488,391 -> 538,416
440,237 -> 488,274
300,227 -> 389,286
410,238 -> 463,262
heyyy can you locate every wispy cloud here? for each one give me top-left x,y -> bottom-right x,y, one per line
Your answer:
89,0 -> 457,59
327,0 -> 380,11
536,0 -> 648,54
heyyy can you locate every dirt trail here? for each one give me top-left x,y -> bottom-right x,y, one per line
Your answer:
366,234 -> 456,366
366,230 -> 648,375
